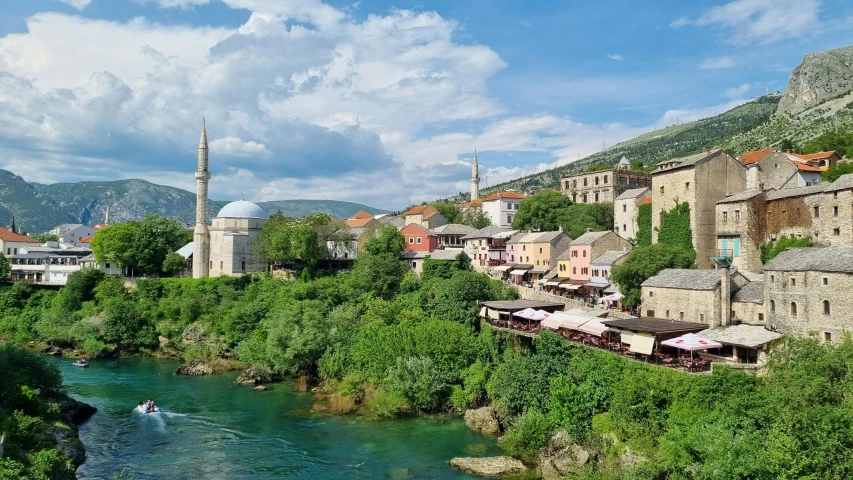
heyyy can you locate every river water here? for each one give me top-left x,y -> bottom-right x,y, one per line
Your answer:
54,357 -> 501,479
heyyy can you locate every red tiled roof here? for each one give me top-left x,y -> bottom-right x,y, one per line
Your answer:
790,151 -> 838,161
344,217 -> 374,228
401,223 -> 435,236
78,236 -> 94,243
349,210 -> 373,220
0,228 -> 39,243
637,197 -> 652,206
793,162 -> 824,172
738,147 -> 775,165
405,205 -> 430,215
482,191 -> 525,201
460,200 -> 482,208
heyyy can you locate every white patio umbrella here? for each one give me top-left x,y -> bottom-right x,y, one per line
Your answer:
513,308 -> 536,319
661,333 -> 723,362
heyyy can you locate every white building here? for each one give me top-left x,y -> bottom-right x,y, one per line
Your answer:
1,227 -> 40,257
613,187 -> 651,241
8,243 -> 92,286
51,224 -> 96,244
208,200 -> 268,276
480,191 -> 525,228
80,254 -> 123,275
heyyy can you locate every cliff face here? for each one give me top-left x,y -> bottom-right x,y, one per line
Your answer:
777,45 -> 853,115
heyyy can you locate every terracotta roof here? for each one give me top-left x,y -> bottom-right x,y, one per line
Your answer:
423,210 -> 439,220
0,228 -> 39,243
344,217 -> 374,228
94,224 -> 110,230
401,223 -> 435,236
460,199 -> 483,208
482,191 -> 525,201
637,196 -> 652,206
77,236 -> 94,243
349,210 -> 373,220
793,162 -> 824,172
789,151 -> 838,161
738,147 -> 775,165
404,205 -> 430,215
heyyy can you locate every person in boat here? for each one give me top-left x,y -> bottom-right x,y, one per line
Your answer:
146,399 -> 156,413
139,400 -> 145,411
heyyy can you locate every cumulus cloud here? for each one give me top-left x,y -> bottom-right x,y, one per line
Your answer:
695,0 -> 821,44
57,0 -> 92,10
606,54 -> 623,61
700,56 -> 736,69
669,16 -> 691,28
724,83 -> 751,98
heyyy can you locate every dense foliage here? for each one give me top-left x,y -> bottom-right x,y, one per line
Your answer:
634,203 -> 652,247
0,344 -> 76,479
823,162 -> 853,183
511,190 -> 614,238
0,252 -> 8,279
430,202 -> 461,224
257,212 -> 347,271
760,234 -> 815,264
655,201 -> 694,255
802,129 -> 853,157
611,244 -> 697,307
91,215 -> 191,276
460,207 -> 492,229
29,234 -> 58,243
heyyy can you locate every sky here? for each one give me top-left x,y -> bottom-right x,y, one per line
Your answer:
0,0 -> 851,210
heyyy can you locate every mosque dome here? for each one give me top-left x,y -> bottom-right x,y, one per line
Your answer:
216,200 -> 267,219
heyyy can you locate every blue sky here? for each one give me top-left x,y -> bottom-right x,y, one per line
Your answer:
0,0 -> 851,210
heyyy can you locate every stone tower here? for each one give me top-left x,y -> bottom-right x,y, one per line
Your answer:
470,149 -> 480,201
193,119 -> 211,278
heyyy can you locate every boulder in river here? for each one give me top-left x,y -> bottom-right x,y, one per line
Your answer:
464,407 -> 502,435
234,366 -> 274,385
176,359 -> 214,375
57,392 -> 97,426
253,385 -> 267,392
449,456 -> 526,477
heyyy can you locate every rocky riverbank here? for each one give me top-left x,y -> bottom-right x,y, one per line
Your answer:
51,392 -> 97,471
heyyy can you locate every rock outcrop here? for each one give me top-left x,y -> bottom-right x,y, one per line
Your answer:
48,393 -> 96,468
253,385 -> 267,392
175,359 -> 213,375
234,366 -> 274,385
464,407 -> 502,435
537,430 -> 592,480
57,393 -> 97,426
449,456 -> 527,477
777,45 -> 853,115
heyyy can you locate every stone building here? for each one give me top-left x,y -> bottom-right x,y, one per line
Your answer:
432,224 -> 476,251
613,187 -> 650,240
462,225 -> 516,271
640,268 -> 749,327
403,205 -> 447,230
763,246 -> 853,342
715,188 -> 766,273
208,200 -> 268,276
560,157 -> 651,204
739,147 -> 836,191
730,281 -> 765,325
652,148 -> 747,268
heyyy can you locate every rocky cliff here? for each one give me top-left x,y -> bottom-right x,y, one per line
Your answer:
777,45 -> 853,115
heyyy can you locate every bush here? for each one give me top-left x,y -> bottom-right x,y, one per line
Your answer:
385,356 -> 452,412
363,385 -> 408,419
500,410 -> 553,462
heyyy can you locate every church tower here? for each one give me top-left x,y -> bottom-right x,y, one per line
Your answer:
470,149 -> 480,201
193,119 -> 211,278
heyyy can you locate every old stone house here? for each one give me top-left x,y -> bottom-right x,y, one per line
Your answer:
613,187 -> 650,241
652,148 -> 747,268
403,205 -> 447,230
763,246 -> 853,342
640,268 -> 749,327
560,158 -> 651,204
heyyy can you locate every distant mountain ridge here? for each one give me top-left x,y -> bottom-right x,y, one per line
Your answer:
0,171 -> 387,233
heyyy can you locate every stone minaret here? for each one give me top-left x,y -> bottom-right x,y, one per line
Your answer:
193,119 -> 211,278
470,149 -> 480,201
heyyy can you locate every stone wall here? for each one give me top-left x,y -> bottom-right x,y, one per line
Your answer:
732,300 -> 765,325
764,270 -> 852,341
641,286 -> 721,327
716,195 -> 765,273
560,169 -> 651,204
614,189 -> 650,241
515,286 -> 588,309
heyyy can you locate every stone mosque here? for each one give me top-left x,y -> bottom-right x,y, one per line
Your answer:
192,120 -> 268,278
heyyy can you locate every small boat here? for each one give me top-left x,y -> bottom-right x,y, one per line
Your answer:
137,405 -> 161,414
73,360 -> 89,367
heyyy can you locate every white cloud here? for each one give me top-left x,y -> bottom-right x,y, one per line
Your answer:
606,54 -> 623,61
699,56 -> 736,69
57,0 -> 92,10
695,0 -> 821,44
520,20 -> 533,28
724,83 -> 751,98
669,16 -> 691,28
655,99 -> 748,126
136,0 -> 213,7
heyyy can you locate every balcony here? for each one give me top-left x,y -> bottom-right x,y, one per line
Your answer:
487,242 -> 507,250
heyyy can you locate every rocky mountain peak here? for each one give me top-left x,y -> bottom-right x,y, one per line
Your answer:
777,45 -> 853,115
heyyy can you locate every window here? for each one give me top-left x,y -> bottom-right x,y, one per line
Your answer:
790,277 -> 796,286
209,261 -> 212,269
665,310 -> 670,318
700,313 -> 705,323
723,211 -> 728,222
595,177 -> 599,185
835,192 -> 839,199
523,245 -> 526,251
220,261 -> 223,270
412,261 -> 417,269
685,182 -> 690,191
604,175 -> 609,184
622,224 -> 626,231
647,310 -> 655,317
105,263 -> 110,269
649,291 -> 654,297
823,300 -> 831,315
539,247 -> 543,254
758,313 -> 764,322
416,237 -> 422,244
582,250 -> 586,257
583,178 -> 588,187
583,194 -> 588,203
834,206 -> 839,216
834,228 -> 840,236
823,277 -> 828,286
572,180 -> 577,188
623,204 -> 627,212
770,300 -> 775,313
734,210 -> 740,221
409,237 -> 414,244
526,256 -> 529,262
241,260 -> 246,271
813,206 -> 820,218
790,302 -> 797,317
536,260 -> 540,266
594,192 -> 599,202
825,332 -> 832,342
660,186 -> 665,194
770,275 -> 775,283
573,267 -> 576,274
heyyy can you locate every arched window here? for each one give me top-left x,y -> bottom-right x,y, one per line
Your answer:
572,267 -> 576,274
240,259 -> 246,271
770,300 -> 775,313
823,300 -> 830,315
790,302 -> 797,317
344,252 -> 348,259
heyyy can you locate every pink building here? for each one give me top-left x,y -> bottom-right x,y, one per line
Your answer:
401,223 -> 438,252
567,231 -> 631,282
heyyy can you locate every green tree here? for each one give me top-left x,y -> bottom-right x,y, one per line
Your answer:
91,221 -> 140,270
30,233 -> 59,243
611,244 -> 696,306
822,162 -> 853,183
512,190 -> 572,231
760,234 -> 814,263
778,138 -> 794,153
132,215 -> 192,275
0,252 -> 9,280
162,252 -> 187,275
363,225 -> 406,256
257,215 -> 324,269
431,202 -> 461,223
461,207 -> 492,228
802,130 -> 853,157
557,203 -> 614,239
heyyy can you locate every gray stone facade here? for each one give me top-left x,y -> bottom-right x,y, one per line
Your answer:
560,168 -> 650,204
613,187 -> 650,241
652,149 -> 747,268
209,217 -> 267,276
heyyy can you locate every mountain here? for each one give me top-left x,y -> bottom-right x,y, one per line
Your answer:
477,44 -> 853,197
0,172 -> 387,233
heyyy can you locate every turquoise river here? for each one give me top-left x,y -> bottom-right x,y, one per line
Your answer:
53,357 -> 502,479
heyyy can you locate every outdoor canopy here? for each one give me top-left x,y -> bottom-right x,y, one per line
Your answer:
661,333 -> 723,351
546,311 -> 592,330
601,292 -> 623,301
527,310 -> 551,321
509,269 -> 529,275
577,318 -> 608,336
494,265 -> 514,272
629,333 -> 655,355
513,308 -> 537,319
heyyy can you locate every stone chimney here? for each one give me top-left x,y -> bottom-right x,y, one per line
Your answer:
786,149 -> 791,154
758,183 -> 765,192
704,146 -> 711,153
719,266 -> 731,327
